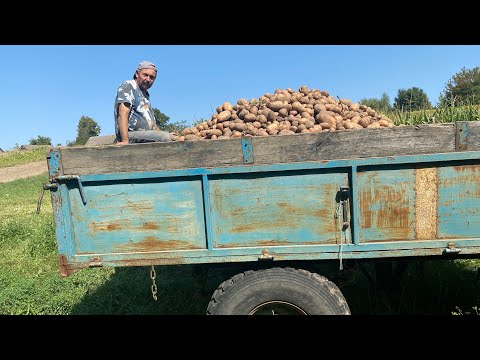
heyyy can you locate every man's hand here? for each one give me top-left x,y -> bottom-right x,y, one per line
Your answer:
116,140 -> 129,145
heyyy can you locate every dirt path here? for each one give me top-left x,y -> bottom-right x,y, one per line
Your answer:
0,161 -> 48,183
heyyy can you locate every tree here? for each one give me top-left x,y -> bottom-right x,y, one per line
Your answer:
359,92 -> 392,113
394,87 -> 431,111
153,108 -> 170,130
74,116 -> 101,146
29,135 -> 52,145
153,108 -> 188,133
441,66 -> 480,105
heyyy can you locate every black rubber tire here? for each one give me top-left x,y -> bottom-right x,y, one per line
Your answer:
206,267 -> 351,315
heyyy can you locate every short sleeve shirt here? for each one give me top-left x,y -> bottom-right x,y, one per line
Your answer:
114,80 -> 156,139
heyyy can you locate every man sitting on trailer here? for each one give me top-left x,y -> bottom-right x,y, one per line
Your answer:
114,61 -> 173,145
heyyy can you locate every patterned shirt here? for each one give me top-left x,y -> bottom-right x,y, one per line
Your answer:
114,80 -> 156,140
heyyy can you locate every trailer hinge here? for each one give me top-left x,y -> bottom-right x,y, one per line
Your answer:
443,242 -> 461,254
242,135 -> 254,164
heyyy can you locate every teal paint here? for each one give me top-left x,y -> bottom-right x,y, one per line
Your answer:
437,164 -> 480,238
49,147 -> 480,270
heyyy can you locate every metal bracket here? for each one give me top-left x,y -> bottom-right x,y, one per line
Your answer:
48,148 -> 64,178
443,242 -> 461,254
55,175 -> 87,205
456,122 -> 470,151
259,249 -> 274,260
340,186 -> 350,231
242,136 -> 254,164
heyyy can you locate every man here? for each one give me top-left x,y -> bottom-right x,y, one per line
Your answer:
114,61 -> 172,145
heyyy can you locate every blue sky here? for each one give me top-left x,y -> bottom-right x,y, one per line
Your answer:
0,45 -> 479,150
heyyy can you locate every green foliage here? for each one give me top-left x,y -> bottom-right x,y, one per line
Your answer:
389,102 -> 480,126
153,108 -> 170,130
0,147 -> 49,168
164,120 -> 189,133
153,107 -> 189,133
29,135 -> 51,146
394,87 -> 432,111
72,116 -> 101,146
441,66 -> 480,106
359,92 -> 392,113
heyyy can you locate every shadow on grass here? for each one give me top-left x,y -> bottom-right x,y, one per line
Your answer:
69,258 -> 480,315
335,258 -> 480,315
69,263 -> 244,315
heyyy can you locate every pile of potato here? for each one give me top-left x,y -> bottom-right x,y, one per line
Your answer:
174,85 -> 394,141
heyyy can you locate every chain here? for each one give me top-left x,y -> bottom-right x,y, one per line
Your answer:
150,265 -> 158,301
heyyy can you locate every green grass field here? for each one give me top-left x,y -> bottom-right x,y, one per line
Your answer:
0,147 -> 51,168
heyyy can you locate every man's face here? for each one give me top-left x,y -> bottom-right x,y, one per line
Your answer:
136,69 -> 157,91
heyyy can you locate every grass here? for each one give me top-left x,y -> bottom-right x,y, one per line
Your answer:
0,146 -> 51,168
388,103 -> 480,126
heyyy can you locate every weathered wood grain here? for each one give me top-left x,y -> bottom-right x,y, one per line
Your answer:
59,123 -> 458,175
85,135 -> 116,146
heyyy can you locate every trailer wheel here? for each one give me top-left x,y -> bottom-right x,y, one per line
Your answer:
206,267 -> 350,315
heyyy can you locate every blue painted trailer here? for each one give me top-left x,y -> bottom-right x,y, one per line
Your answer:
43,121 -> 480,314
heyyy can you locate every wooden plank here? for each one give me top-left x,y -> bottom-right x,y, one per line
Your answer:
456,121 -> 480,151
85,135 -> 116,146
60,123 -> 457,175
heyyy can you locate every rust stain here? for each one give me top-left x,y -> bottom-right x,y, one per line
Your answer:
359,179 -> 411,238
58,254 -> 83,277
115,236 -> 202,252
230,220 -> 296,233
451,164 -> 480,173
215,238 -> 336,248
52,194 -> 62,210
166,224 -> 180,234
377,205 -> 410,228
113,257 -> 187,266
439,165 -> 480,198
415,167 -> 438,240
123,201 -> 154,212
89,220 -> 123,232
230,207 -> 247,217
360,189 -> 373,229
313,208 -> 331,218
142,222 -> 159,230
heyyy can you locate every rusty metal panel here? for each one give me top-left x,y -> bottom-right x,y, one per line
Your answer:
456,121 -> 480,151
68,177 -> 206,254
208,170 -> 350,248
437,163 -> 480,238
357,167 -> 416,242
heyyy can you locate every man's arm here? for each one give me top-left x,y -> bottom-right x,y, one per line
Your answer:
117,103 -> 131,145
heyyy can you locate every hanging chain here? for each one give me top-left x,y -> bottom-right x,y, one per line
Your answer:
150,265 -> 158,301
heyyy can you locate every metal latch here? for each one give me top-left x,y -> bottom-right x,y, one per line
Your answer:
242,136 -> 254,164
37,182 -> 58,214
36,175 -> 86,214
340,186 -> 350,231
443,242 -> 461,254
